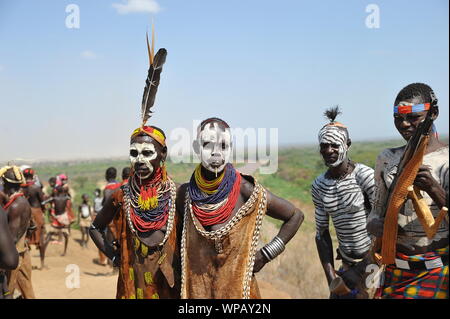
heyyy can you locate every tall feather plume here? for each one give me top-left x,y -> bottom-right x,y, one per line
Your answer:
324,105 -> 341,123
141,24 -> 167,127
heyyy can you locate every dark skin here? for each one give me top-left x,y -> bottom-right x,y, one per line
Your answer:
0,207 -> 18,270
0,191 -> 8,207
90,135 -> 168,264
45,188 -> 70,256
22,178 -> 45,209
43,178 -> 57,219
177,121 -> 304,274
78,194 -> 93,247
102,171 -> 119,207
315,138 -> 359,286
2,179 -> 32,250
22,175 -> 47,269
367,95 -> 448,254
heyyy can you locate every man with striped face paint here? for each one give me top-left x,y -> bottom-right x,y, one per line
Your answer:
312,106 -> 375,299
318,122 -> 349,168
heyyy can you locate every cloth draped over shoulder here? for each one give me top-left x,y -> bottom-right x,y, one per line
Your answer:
111,186 -> 181,299
181,174 -> 268,299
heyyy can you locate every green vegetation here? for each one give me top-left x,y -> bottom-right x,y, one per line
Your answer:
25,136 -> 448,231
255,139 -> 404,206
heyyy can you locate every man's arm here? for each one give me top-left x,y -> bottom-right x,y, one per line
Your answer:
356,165 -> 376,211
37,186 -> 46,211
175,183 -> 188,218
89,195 -> 119,264
0,208 -> 18,269
414,165 -> 448,209
253,186 -> 304,273
264,191 -> 304,244
315,228 -> 336,285
367,153 -> 389,237
311,182 -> 336,285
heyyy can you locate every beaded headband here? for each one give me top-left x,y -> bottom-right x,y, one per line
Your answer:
394,103 -> 430,114
131,126 -> 166,147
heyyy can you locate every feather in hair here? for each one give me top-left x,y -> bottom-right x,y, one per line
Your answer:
324,105 -> 341,123
141,26 -> 167,127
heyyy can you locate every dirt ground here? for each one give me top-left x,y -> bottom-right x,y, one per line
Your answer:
27,228 -> 291,299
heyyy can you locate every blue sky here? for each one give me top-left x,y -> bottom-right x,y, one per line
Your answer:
0,0 -> 448,161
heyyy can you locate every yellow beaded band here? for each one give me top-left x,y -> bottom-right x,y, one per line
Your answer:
194,164 -> 225,195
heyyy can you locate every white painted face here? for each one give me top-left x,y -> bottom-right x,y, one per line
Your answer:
196,122 -> 232,174
129,142 -> 158,179
318,126 -> 348,168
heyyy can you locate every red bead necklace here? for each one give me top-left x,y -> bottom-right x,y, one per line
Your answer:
192,172 -> 242,226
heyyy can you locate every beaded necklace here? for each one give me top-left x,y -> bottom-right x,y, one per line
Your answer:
189,163 -> 241,226
127,168 -> 171,233
194,165 -> 225,194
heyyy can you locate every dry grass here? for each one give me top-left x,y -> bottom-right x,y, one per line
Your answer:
256,202 -> 341,299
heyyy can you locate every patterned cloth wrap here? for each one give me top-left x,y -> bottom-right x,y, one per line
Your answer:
382,246 -> 448,299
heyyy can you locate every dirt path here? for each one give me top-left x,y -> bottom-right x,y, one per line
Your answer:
29,228 -> 116,299
28,228 -> 290,299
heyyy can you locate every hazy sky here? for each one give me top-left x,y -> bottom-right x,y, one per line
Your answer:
0,0 -> 448,162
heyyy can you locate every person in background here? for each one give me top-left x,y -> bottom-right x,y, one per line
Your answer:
78,194 -> 93,248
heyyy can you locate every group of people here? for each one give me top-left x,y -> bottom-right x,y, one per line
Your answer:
0,35 -> 448,300
89,37 -> 447,300
91,166 -> 130,267
0,168 -> 79,298
312,83 -> 448,299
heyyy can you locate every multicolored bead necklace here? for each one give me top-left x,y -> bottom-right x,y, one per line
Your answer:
189,163 -> 241,226
128,168 -> 171,233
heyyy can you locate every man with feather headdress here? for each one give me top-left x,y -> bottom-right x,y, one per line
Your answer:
90,31 -> 181,299
311,106 -> 375,299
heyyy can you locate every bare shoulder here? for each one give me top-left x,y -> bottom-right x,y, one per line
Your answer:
30,184 -> 41,192
176,182 -> 189,198
240,174 -> 255,201
176,183 -> 189,214
9,197 -> 31,216
380,146 -> 404,159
